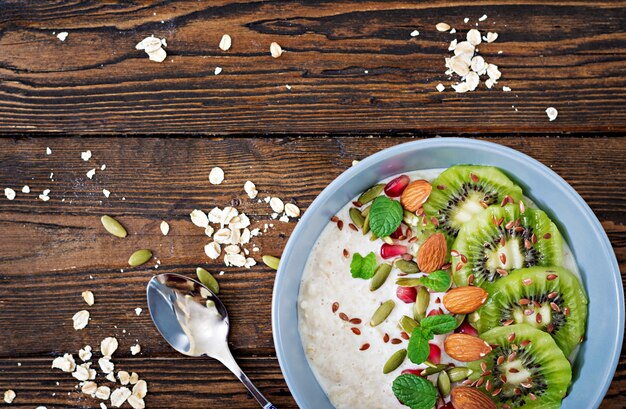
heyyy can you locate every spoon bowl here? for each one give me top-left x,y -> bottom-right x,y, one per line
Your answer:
147,273 -> 276,409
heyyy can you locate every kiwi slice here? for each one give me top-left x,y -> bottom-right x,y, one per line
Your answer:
475,266 -> 587,357
452,204 -> 563,290
424,165 -> 523,238
467,324 -> 571,409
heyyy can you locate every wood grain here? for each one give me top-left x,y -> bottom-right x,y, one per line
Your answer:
0,136 -> 624,408
1,1 -> 626,134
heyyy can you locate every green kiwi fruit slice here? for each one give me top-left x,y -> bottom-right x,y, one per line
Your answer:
474,266 -> 587,357
423,165 -> 523,238
467,324 -> 572,409
452,204 -> 563,290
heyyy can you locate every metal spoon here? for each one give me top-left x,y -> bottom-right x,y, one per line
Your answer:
147,273 -> 277,409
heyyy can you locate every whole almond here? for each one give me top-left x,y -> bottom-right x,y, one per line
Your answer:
451,386 -> 497,409
444,333 -> 492,362
401,180 -> 432,212
443,286 -> 488,314
417,233 -> 447,273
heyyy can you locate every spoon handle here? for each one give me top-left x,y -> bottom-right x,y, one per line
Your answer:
217,351 -> 277,409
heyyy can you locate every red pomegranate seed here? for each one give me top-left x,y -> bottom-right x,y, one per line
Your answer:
427,308 -> 443,317
390,225 -> 404,239
455,319 -> 478,337
401,369 -> 423,376
384,175 -> 410,197
428,344 -> 441,365
396,286 -> 417,303
381,243 -> 408,259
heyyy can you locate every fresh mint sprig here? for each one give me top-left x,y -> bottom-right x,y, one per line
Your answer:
350,252 -> 378,279
392,373 -> 438,409
407,314 -> 457,364
368,196 -> 403,238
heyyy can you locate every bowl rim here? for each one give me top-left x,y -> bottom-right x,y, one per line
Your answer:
272,137 -> 624,409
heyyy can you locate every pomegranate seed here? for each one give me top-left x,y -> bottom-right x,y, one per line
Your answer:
381,243 -> 407,259
384,175 -> 410,197
396,286 -> 417,303
428,344 -> 441,364
401,369 -> 423,376
455,319 -> 478,337
390,225 -> 404,239
427,308 -> 443,317
441,403 -> 455,409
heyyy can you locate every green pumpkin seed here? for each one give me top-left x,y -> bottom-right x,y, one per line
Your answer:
396,278 -> 422,287
414,287 -> 430,322
383,349 -> 407,374
128,249 -> 152,267
437,370 -> 451,397
421,364 -> 447,376
370,300 -> 395,327
447,367 -> 473,382
361,205 -> 371,217
100,215 -> 127,238
362,211 -> 371,234
399,315 -> 419,334
262,255 -> 280,270
349,208 -> 365,229
196,267 -> 220,294
454,314 -> 466,329
370,263 -> 392,291
358,184 -> 384,205
395,259 -> 419,274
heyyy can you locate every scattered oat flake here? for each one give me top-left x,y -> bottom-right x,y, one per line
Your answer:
132,380 -> 147,399
118,371 -> 131,385
219,34 -> 232,51
464,17 -> 470,23
159,220 -> 170,236
103,189 -> 111,198
101,164 -> 106,170
127,395 -> 145,409
99,357 -> 114,374
436,22 -> 451,32
72,310 -> 90,330
244,181 -> 258,199
21,185 -> 30,193
214,66 -> 222,75
82,290 -> 95,306
270,42 -> 283,58
130,344 -> 141,355
209,167 -> 225,184
190,209 -> 209,228
503,86 -> 512,92
81,150 -> 92,161
87,168 -> 96,179
96,386 -> 111,400
4,188 -> 15,200
52,354 -> 76,372
57,32 -> 68,41
486,32 -> 498,43
546,107 -> 558,121
479,14 -> 488,22
110,387 -> 131,408
436,83 -> 445,92
467,29 -> 482,45
101,337 -> 119,358
269,197 -> 284,213
135,36 -> 167,63
79,346 -> 92,361
205,242 -> 221,259
284,203 -> 301,217
410,30 -> 419,37
4,389 -> 16,403
46,147 -> 52,155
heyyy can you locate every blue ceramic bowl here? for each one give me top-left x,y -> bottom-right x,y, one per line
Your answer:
272,138 -> 623,409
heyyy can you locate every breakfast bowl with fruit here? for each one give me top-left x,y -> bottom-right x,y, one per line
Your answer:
272,138 -> 623,409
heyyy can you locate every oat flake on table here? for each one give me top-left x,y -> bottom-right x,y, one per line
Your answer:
82,290 -> 95,306
270,42 -> 283,58
209,167 -> 225,184
4,390 -> 16,403
72,310 -> 90,330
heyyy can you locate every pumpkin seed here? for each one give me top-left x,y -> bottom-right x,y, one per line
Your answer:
370,300 -> 395,327
395,259 -> 419,274
262,255 -> 280,270
361,204 -> 371,217
370,263 -> 392,291
382,236 -> 393,245
455,314 -> 466,329
396,278 -> 422,287
447,367 -> 473,382
383,349 -> 407,374
362,211 -> 371,234
349,207 -> 365,229
399,315 -> 419,334
358,184 -> 384,205
437,370 -> 451,397
414,286 -> 430,322
196,267 -> 220,294
101,215 -> 127,238
128,249 -> 152,267
421,364 -> 447,376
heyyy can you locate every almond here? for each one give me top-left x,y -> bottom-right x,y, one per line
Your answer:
443,286 -> 488,314
451,386 -> 497,409
400,180 -> 432,212
444,333 -> 492,362
417,233 -> 447,273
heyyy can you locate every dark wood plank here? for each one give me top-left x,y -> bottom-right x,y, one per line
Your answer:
0,137 -> 624,408
1,1 -> 626,134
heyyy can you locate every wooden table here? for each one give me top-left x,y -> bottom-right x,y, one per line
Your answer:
0,2 -> 625,409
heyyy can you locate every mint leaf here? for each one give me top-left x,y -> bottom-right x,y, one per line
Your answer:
350,252 -> 377,279
369,196 -> 403,238
392,374 -> 438,409
418,270 -> 451,292
407,327 -> 431,364
421,314 -> 457,335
